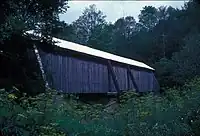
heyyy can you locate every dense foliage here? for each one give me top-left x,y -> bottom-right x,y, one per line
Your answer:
0,0 -> 68,41
1,78 -> 200,136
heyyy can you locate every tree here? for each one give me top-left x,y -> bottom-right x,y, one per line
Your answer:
0,0 -> 68,42
128,30 -> 156,62
72,4 -> 106,45
154,57 -> 175,87
172,33 -> 200,85
87,23 -> 115,53
52,21 -> 76,42
157,6 -> 177,21
136,6 -> 183,62
112,16 -> 137,57
138,6 -> 158,30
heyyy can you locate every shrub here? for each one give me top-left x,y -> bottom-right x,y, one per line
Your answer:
0,88 -> 66,136
1,77 -> 200,136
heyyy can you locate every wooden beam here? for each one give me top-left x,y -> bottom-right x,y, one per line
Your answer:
127,69 -> 130,90
127,66 -> 139,92
33,45 -> 49,89
107,91 -> 118,96
107,63 -> 111,92
107,60 -> 120,93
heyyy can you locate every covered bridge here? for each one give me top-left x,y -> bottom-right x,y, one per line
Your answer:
27,31 -> 159,94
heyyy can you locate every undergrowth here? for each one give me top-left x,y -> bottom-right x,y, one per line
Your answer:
1,78 -> 200,135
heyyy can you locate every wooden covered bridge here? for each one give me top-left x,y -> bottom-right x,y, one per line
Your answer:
27,31 -> 159,94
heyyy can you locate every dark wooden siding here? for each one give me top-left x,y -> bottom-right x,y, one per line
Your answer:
131,69 -> 159,92
39,50 -> 109,93
109,65 -> 129,92
38,49 -> 159,93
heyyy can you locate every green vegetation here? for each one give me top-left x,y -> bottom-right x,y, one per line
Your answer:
1,78 -> 200,135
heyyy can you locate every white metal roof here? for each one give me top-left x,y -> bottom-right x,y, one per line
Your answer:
25,30 -> 154,70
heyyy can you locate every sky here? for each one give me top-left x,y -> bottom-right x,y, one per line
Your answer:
59,1 -> 186,24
